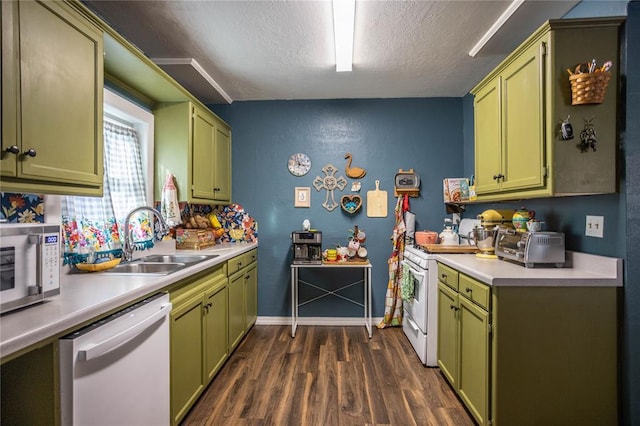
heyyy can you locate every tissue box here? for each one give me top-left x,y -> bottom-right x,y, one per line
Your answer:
175,228 -> 217,250
443,178 -> 470,202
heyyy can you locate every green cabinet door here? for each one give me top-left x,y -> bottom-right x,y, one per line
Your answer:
244,263 -> 258,328
458,296 -> 490,426
500,37 -> 546,192
154,102 -> 232,204
213,124 -> 231,203
228,270 -> 245,350
192,106 -> 216,200
170,293 -> 205,425
1,0 -> 103,195
473,77 -> 502,194
437,281 -> 459,387
204,284 -> 228,382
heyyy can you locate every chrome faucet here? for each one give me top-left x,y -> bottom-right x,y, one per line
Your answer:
122,206 -> 170,262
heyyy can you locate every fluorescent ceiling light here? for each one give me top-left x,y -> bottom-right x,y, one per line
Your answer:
332,0 -> 355,72
468,0 -> 525,57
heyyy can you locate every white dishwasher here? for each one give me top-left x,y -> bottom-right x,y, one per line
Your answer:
59,292 -> 172,426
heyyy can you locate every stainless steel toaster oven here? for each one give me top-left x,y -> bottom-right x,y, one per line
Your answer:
495,228 -> 565,268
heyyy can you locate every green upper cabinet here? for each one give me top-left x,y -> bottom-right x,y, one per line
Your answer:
471,18 -> 623,201
214,125 -> 232,202
1,0 -> 104,196
473,79 -> 501,195
192,107 -> 217,200
154,102 -> 232,205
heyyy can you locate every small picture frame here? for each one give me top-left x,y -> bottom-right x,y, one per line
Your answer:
294,187 -> 311,208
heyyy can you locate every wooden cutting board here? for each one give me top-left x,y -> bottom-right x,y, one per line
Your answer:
422,244 -> 478,254
367,180 -> 388,217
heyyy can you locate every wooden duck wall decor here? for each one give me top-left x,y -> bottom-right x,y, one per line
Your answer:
344,153 -> 367,179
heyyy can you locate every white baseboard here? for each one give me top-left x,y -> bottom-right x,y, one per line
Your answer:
255,316 -> 384,326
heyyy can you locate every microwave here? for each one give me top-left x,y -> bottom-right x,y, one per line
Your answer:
0,223 -> 61,314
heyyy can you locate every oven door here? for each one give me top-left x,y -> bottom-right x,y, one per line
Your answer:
401,260 -> 427,332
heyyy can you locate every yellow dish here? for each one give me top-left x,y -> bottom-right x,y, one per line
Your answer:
76,258 -> 121,272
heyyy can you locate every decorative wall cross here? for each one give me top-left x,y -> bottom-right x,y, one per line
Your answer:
313,164 -> 347,211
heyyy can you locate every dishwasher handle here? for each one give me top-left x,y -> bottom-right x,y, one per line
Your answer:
79,303 -> 172,361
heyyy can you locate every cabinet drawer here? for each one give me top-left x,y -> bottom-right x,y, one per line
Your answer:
438,263 -> 459,291
243,249 -> 257,266
227,255 -> 245,275
459,274 -> 490,310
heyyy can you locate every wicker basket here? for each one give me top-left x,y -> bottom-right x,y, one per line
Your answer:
569,72 -> 611,105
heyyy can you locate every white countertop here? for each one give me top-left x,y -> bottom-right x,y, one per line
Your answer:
435,250 -> 623,287
0,242 -> 257,360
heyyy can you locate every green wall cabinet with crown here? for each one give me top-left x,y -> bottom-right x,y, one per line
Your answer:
154,102 -> 231,204
471,18 -> 623,201
1,0 -> 104,196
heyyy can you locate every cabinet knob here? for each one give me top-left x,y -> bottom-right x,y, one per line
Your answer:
450,305 -> 459,311
441,273 -> 447,280
492,173 -> 504,180
5,145 -> 19,154
23,148 -> 37,157
465,287 -> 472,293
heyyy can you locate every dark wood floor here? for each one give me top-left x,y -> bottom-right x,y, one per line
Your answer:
182,325 -> 475,426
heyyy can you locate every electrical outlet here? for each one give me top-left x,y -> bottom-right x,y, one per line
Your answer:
585,215 -> 604,238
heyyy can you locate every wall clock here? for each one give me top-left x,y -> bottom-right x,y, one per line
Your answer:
288,153 -> 311,176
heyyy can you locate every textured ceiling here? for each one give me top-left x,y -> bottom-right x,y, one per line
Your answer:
83,0 -> 580,104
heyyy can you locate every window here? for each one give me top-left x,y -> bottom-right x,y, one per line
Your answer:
61,89 -> 155,264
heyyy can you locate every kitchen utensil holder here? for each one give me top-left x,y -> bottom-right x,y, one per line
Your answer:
569,72 -> 611,105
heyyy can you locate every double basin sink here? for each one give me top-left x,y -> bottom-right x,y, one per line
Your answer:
104,254 -> 219,275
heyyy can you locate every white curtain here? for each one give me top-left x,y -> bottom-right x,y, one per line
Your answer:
61,121 -> 152,264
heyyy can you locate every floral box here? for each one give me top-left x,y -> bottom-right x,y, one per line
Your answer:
175,228 -> 217,250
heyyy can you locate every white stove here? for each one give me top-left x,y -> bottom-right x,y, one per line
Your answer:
402,243 -> 439,366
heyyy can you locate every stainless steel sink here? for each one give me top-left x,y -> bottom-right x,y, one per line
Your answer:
104,262 -> 186,275
138,254 -> 219,264
102,253 -> 219,275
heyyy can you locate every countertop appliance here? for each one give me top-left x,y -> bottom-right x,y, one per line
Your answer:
0,223 -> 60,314
402,244 -> 438,366
495,228 -> 565,268
477,209 -> 514,227
59,292 -> 172,426
292,230 -> 322,264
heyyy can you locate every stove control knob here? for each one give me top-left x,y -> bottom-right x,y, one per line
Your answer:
517,240 -> 526,249
516,252 -> 524,259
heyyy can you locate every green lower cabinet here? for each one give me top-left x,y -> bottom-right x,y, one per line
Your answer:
245,263 -> 258,328
170,292 -> 205,425
168,266 -> 229,426
437,272 -> 490,426
437,262 -> 619,425
437,282 -> 459,387
204,284 -> 228,382
227,249 -> 259,350
228,269 -> 246,350
458,296 -> 490,425
0,343 -> 57,425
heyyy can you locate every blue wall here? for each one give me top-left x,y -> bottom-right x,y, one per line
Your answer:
212,2 -> 639,422
212,99 -> 463,317
622,2 -> 639,424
